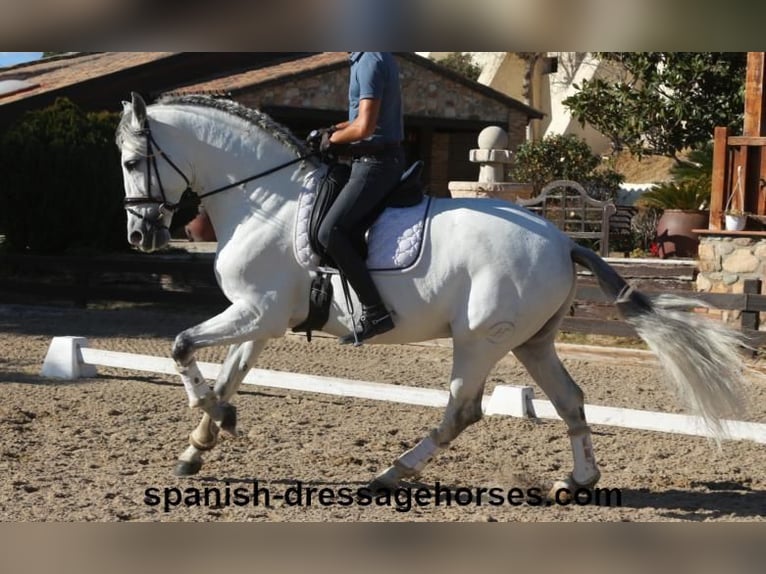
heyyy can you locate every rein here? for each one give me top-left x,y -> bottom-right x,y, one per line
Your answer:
123,126 -> 312,223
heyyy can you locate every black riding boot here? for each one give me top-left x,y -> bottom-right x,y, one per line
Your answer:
339,302 -> 394,345
322,227 -> 396,346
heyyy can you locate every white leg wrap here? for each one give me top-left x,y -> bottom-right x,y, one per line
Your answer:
396,434 -> 442,474
569,427 -> 599,485
178,363 -> 212,408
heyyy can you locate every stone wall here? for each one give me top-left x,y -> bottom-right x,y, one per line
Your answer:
696,235 -> 766,322
398,58 -> 511,123
239,73 -> 348,111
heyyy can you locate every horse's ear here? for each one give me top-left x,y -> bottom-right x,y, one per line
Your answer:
130,92 -> 147,129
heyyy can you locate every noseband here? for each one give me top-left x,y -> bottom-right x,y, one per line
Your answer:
123,124 -> 311,231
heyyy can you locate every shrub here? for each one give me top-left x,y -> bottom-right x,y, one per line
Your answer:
636,142 -> 714,211
0,98 -> 127,253
508,134 -> 624,200
630,206 -> 663,253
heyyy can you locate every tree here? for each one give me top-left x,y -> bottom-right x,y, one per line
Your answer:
435,53 -> 481,81
563,52 -> 747,160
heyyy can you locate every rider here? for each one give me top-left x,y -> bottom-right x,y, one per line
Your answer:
315,52 -> 405,345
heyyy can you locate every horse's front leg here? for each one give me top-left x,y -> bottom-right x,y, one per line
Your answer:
175,339 -> 266,476
170,299 -> 279,475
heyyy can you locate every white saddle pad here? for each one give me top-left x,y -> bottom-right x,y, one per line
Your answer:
294,168 -> 431,272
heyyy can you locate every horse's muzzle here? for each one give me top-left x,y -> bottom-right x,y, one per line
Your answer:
126,208 -> 171,252
128,226 -> 171,252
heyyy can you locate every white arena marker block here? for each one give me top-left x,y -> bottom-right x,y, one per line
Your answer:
484,385 -> 535,417
41,336 -> 97,379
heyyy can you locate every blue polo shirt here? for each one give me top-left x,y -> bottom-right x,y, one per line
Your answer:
348,52 -> 403,146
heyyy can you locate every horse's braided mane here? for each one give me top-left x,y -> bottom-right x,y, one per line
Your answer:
118,93 -> 310,158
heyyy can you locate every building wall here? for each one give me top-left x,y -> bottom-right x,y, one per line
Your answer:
478,53 -> 527,105
428,52 -> 618,155
238,55 -> 526,139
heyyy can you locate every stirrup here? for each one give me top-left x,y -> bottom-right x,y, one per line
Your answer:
339,308 -> 394,346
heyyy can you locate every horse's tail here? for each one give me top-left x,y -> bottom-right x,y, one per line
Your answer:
570,244 -> 745,441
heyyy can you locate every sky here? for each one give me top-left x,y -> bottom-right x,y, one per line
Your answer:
0,52 -> 43,68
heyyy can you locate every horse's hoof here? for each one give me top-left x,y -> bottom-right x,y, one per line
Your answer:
174,459 -> 203,477
548,471 -> 601,502
369,465 -> 401,492
218,403 -> 237,437
368,479 -> 394,493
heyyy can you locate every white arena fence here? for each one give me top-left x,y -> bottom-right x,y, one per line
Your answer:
41,336 -> 766,445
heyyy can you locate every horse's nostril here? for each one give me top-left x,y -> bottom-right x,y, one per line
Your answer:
129,231 -> 143,245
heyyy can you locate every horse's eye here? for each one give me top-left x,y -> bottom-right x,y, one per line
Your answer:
124,159 -> 140,171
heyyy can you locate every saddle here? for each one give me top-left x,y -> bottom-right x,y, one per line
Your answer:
307,159 -> 425,266
293,159 -> 426,341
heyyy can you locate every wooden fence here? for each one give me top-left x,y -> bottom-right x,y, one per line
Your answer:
0,252 -> 228,309
2,253 -> 764,346
570,275 -> 765,346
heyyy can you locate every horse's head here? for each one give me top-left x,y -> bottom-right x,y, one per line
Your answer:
117,92 -> 193,252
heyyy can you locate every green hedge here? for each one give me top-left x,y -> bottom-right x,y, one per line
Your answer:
0,98 -> 127,254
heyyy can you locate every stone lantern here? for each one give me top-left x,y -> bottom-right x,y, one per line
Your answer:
447,126 -> 533,202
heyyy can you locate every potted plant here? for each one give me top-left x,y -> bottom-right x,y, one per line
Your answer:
633,143 -> 714,258
724,165 -> 748,231
724,208 -> 748,231
636,176 -> 710,258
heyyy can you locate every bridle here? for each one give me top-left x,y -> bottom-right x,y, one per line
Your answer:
123,128 -> 193,225
123,124 -> 311,229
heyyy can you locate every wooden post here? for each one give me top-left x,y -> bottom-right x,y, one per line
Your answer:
760,146 -> 766,215
710,126 -> 729,230
742,278 -> 762,332
744,53 -> 766,137
743,53 -> 766,216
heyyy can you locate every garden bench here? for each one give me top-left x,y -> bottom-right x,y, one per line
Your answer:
517,179 -> 617,256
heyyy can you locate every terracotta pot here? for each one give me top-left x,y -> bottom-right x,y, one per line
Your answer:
655,209 -> 709,258
184,211 -> 217,242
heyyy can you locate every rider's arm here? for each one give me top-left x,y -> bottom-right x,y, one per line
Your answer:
329,98 -> 380,145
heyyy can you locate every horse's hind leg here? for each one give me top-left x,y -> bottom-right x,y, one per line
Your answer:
512,337 -> 601,493
372,340 -> 508,489
175,340 -> 265,476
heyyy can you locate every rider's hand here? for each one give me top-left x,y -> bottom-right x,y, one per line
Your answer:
319,130 -> 336,154
306,126 -> 336,153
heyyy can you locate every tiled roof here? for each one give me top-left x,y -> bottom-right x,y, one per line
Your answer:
0,52 -> 542,120
0,52 -> 176,104
171,52 -> 349,95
